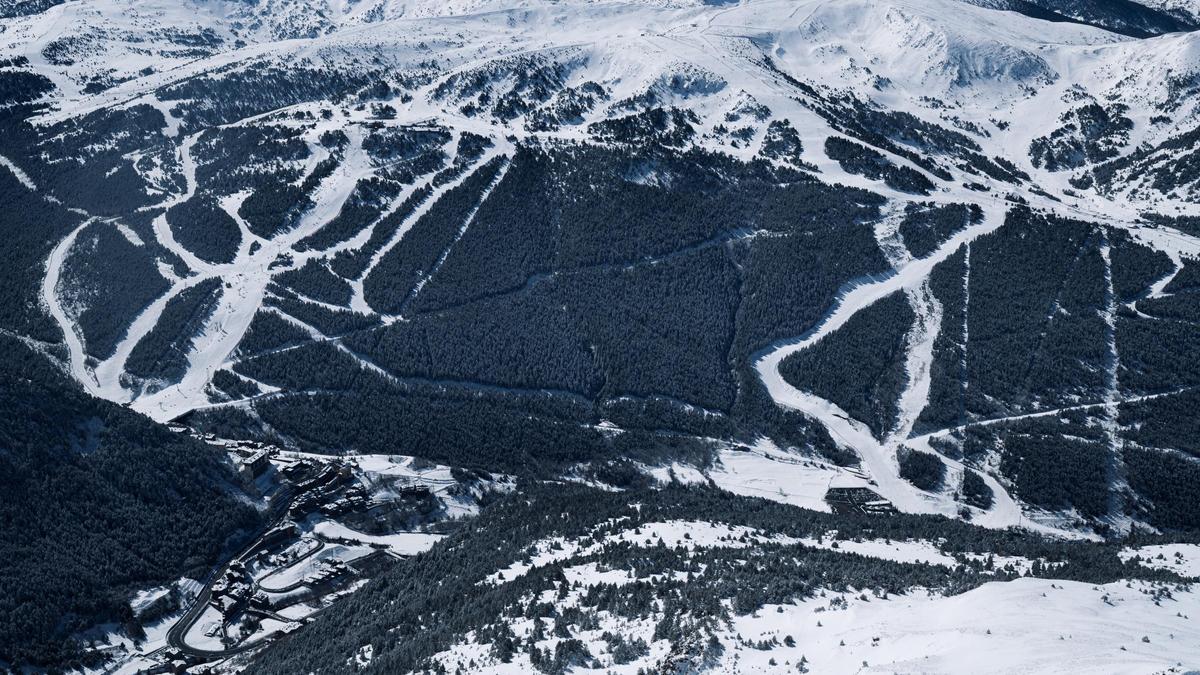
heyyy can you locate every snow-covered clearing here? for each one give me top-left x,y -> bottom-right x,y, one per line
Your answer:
1120,543 -> 1200,579
484,520 -> 803,585
705,444 -> 869,513
710,578 -> 1200,674
311,519 -> 443,556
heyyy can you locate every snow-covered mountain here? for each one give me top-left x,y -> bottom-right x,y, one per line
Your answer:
2,0 -> 1200,671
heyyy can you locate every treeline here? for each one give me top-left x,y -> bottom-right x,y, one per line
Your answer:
247,482 -> 1177,675
157,64 -> 379,131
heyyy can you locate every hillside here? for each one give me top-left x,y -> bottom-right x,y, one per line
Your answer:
1,0 -> 1199,671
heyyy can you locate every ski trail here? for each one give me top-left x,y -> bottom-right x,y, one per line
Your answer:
41,219 -> 101,395
266,307 -> 401,386
398,156 -> 512,318
755,199 -> 1044,527
0,153 -> 37,191
91,281 -> 192,401
960,244 -> 971,424
128,129 -> 374,421
349,147 -> 508,316
1098,234 -> 1128,530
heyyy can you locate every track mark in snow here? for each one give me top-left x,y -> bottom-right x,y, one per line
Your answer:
1098,233 -> 1128,529
756,200 -> 1065,534
0,153 -> 37,191
396,156 -> 512,319
41,220 -> 101,396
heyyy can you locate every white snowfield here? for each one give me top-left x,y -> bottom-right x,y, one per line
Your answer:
1121,543 -> 1200,579
9,0 -> 1200,534
435,520 -> 1200,675
710,578 -> 1200,674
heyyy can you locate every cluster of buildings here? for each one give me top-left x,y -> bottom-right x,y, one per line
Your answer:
209,561 -> 253,618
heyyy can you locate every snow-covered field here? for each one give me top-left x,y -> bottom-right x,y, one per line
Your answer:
1121,544 -> 1200,579
310,519 -> 444,555
710,578 -> 1200,674
706,444 -> 870,513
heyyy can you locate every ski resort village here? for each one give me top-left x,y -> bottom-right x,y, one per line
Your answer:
2,0 -> 1200,673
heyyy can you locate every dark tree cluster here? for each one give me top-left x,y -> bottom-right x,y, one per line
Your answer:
1090,124 -> 1200,198
960,469 -> 994,510
0,69 -> 54,105
1118,388 -> 1200,459
207,368 -> 263,402
293,176 -> 404,252
1108,227 -> 1175,302
166,195 -> 242,264
328,185 -> 434,280
899,448 -> 946,491
824,136 -> 935,195
0,335 -> 259,669
964,208 -> 1098,417
264,289 -> 379,335
363,156 -> 506,314
1029,103 -> 1133,172
158,64 -> 379,131
1125,446 -> 1200,532
235,309 -> 314,358
758,119 -> 808,168
0,168 -> 85,342
274,259 -> 354,306
59,222 -> 171,361
589,107 -> 698,148
779,291 -> 914,439
995,417 -> 1110,518
1117,315 -> 1200,395
898,202 -> 981,259
125,279 -> 223,385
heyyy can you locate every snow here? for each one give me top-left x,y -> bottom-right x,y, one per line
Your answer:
14,0 -> 1200,536
184,605 -> 229,652
754,200 -> 1054,533
1120,544 -> 1200,579
0,153 -> 36,191
706,444 -> 869,513
311,519 -> 444,555
484,519 -> 802,585
797,535 -> 959,568
710,578 -> 1200,674
258,543 -> 373,592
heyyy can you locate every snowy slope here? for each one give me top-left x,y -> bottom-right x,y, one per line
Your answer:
3,0 -> 1200,539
